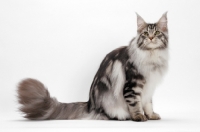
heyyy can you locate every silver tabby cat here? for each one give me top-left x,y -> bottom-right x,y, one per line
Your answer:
18,12 -> 168,122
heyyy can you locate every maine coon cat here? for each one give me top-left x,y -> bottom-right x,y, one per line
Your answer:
17,12 -> 168,122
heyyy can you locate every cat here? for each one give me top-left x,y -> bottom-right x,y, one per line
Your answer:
17,12 -> 168,122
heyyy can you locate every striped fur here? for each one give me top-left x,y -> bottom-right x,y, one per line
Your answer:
17,12 -> 168,122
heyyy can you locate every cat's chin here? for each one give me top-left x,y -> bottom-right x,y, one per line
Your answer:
143,42 -> 165,50
144,44 -> 160,50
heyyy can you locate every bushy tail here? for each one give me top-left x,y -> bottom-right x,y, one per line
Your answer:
17,78 -> 59,119
17,78 -> 107,120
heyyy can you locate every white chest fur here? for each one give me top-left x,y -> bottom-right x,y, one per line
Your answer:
129,45 -> 168,105
142,70 -> 163,105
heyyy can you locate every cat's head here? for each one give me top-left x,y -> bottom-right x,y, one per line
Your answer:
136,12 -> 168,50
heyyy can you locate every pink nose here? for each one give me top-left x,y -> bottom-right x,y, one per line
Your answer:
149,37 -> 154,40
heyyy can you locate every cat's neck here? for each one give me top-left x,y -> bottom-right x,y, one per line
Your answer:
127,37 -> 169,77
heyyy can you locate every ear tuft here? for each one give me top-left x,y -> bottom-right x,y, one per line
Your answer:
157,12 -> 168,32
136,13 -> 146,32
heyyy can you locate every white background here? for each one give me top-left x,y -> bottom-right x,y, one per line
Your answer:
1,0 -> 200,131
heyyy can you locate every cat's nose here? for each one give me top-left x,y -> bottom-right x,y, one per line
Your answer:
149,36 -> 154,40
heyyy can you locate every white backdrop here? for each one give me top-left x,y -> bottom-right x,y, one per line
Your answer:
1,0 -> 200,131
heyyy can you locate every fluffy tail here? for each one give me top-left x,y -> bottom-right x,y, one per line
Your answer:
17,78 -> 107,120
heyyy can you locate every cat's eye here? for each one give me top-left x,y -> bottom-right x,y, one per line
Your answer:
143,32 -> 149,36
154,31 -> 160,35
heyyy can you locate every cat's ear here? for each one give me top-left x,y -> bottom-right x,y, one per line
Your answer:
136,13 -> 146,32
157,12 -> 168,32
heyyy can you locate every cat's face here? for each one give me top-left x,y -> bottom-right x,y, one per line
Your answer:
136,12 -> 168,50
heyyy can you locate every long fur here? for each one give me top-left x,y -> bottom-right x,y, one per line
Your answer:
18,78 -> 108,120
18,78 -> 57,119
17,12 -> 168,121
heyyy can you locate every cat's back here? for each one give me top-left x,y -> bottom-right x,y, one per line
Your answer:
93,46 -> 128,80
101,46 -> 129,67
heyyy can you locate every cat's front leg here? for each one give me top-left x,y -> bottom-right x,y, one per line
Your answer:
143,100 -> 161,120
124,83 -> 147,122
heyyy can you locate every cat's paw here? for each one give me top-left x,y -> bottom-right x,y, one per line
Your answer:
146,112 -> 161,120
132,114 -> 148,122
